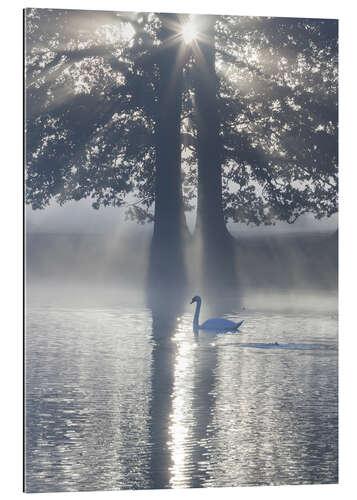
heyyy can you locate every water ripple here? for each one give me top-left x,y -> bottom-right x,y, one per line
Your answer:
25,305 -> 338,491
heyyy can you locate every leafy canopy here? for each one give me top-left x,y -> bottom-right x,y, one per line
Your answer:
25,9 -> 338,225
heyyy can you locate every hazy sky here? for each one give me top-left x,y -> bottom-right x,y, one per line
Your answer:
26,199 -> 338,235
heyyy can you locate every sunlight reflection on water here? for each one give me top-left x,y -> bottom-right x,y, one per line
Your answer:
25,300 -> 338,492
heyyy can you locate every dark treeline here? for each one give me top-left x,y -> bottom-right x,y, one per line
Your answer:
25,10 -> 338,311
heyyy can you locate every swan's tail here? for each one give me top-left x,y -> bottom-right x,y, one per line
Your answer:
235,320 -> 244,330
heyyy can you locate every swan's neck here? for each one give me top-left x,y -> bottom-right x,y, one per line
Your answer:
193,299 -> 201,331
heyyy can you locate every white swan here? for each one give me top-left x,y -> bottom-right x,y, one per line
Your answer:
190,296 -> 244,333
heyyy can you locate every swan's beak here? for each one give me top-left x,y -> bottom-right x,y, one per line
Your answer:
190,298 -> 194,304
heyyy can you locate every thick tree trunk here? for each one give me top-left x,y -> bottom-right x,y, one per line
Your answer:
148,14 -> 188,308
193,16 -> 238,298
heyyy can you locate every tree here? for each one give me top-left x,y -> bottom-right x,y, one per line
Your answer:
191,15 -> 238,295
181,14 -> 337,293
25,9 -> 190,302
147,13 -> 190,303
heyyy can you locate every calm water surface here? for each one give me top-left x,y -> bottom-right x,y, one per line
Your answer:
25,296 -> 338,492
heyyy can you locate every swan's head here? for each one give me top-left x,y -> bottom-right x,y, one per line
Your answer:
190,295 -> 201,304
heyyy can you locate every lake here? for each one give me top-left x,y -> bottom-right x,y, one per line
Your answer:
24,292 -> 338,492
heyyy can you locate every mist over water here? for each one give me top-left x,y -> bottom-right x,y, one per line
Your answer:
26,226 -> 337,305
25,228 -> 338,492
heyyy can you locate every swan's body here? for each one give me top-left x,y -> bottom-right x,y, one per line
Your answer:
190,296 -> 244,333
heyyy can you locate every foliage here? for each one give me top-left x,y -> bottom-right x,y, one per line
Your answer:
218,16 -> 338,224
25,9 -> 338,226
25,9 -> 160,221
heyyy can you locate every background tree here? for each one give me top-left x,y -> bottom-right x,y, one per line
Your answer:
190,15 -> 238,296
25,9 -> 191,302
147,13 -> 190,304
180,14 -> 337,294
